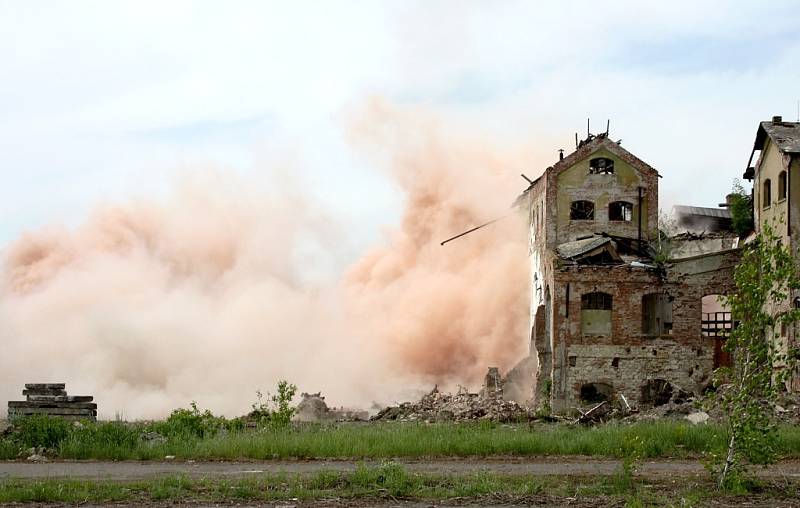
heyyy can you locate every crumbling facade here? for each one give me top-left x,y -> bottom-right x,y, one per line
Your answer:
745,115 -> 800,391
518,133 -> 740,412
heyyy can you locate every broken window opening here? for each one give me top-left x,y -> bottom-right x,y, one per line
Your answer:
581,292 -> 612,335
763,178 -> 772,209
642,293 -> 673,336
582,292 -> 612,310
570,200 -> 595,220
779,171 -> 787,201
608,201 -> 633,221
640,379 -> 673,407
589,157 -> 614,175
580,382 -> 614,403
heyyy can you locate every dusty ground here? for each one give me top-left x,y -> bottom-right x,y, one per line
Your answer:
2,457 -> 800,480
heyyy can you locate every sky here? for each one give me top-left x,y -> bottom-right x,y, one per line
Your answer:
2,0 -> 800,251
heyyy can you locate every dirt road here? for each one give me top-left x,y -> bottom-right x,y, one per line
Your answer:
2,457 -> 800,480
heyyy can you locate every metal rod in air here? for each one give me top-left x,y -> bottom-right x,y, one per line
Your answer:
440,216 -> 507,246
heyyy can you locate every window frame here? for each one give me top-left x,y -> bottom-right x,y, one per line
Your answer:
608,201 -> 634,222
778,171 -> 787,201
582,292 -> 613,310
763,178 -> 772,209
570,200 -> 595,220
589,157 -> 615,175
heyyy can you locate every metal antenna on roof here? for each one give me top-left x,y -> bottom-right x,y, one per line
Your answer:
575,132 -> 578,148
606,119 -> 610,136
587,118 -> 590,138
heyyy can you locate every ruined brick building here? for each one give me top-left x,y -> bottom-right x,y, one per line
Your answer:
516,132 -> 741,411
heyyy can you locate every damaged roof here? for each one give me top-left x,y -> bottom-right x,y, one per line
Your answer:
673,205 -> 731,219
556,236 -> 613,259
673,205 -> 733,234
556,236 -> 624,264
513,133 -> 660,207
754,120 -> 800,154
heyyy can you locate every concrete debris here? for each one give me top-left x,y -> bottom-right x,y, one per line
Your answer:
25,447 -> 48,462
7,383 -> 96,421
371,385 -> 532,423
140,431 -> 168,446
481,367 -> 503,398
293,392 -> 368,423
686,411 -> 710,425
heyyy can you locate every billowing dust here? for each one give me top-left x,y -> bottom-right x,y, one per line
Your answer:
0,103 -> 537,419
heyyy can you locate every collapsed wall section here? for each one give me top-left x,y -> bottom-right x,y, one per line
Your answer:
544,249 -> 739,412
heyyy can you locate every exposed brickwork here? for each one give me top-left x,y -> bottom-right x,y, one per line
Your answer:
542,253 -> 739,411
522,134 -> 741,412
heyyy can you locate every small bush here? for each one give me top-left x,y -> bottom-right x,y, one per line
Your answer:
0,438 -> 20,459
59,421 -> 141,459
149,402 -> 228,439
250,380 -> 297,429
12,415 -> 72,449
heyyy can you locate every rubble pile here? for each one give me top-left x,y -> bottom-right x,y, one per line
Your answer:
7,383 -> 96,422
293,393 -> 368,423
371,386 -> 532,423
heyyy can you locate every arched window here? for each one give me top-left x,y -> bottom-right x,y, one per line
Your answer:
570,200 -> 595,220
589,157 -> 614,175
581,291 -> 612,335
582,292 -> 612,310
609,201 -> 633,221
763,178 -> 772,209
779,171 -> 787,200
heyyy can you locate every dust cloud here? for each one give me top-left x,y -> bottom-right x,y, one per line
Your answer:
0,103 -> 535,419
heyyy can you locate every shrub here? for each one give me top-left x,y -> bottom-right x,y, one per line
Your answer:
12,415 -> 72,449
250,380 -> 297,428
149,402 -> 228,439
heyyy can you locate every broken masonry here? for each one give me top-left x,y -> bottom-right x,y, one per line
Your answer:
517,130 -> 741,413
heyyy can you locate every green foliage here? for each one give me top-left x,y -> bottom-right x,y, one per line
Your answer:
0,438 -> 21,459
250,380 -> 297,428
652,209 -> 677,264
11,415 -> 72,449
149,402 -> 237,439
536,379 -> 552,416
350,462 -> 415,497
59,421 -> 142,459
715,221 -> 800,488
729,179 -> 754,236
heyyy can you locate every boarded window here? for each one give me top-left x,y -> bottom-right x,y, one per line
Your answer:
589,157 -> 614,174
779,171 -> 787,200
581,292 -> 612,335
763,178 -> 772,209
642,293 -> 673,336
608,201 -> 633,221
570,200 -> 595,220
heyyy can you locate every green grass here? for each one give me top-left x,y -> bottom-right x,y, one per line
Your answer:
3,417 -> 800,461
0,464 -> 796,505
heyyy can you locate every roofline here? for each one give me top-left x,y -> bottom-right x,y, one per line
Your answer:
667,247 -> 740,263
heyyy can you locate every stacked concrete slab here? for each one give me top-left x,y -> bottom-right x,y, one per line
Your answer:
7,384 -> 96,421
